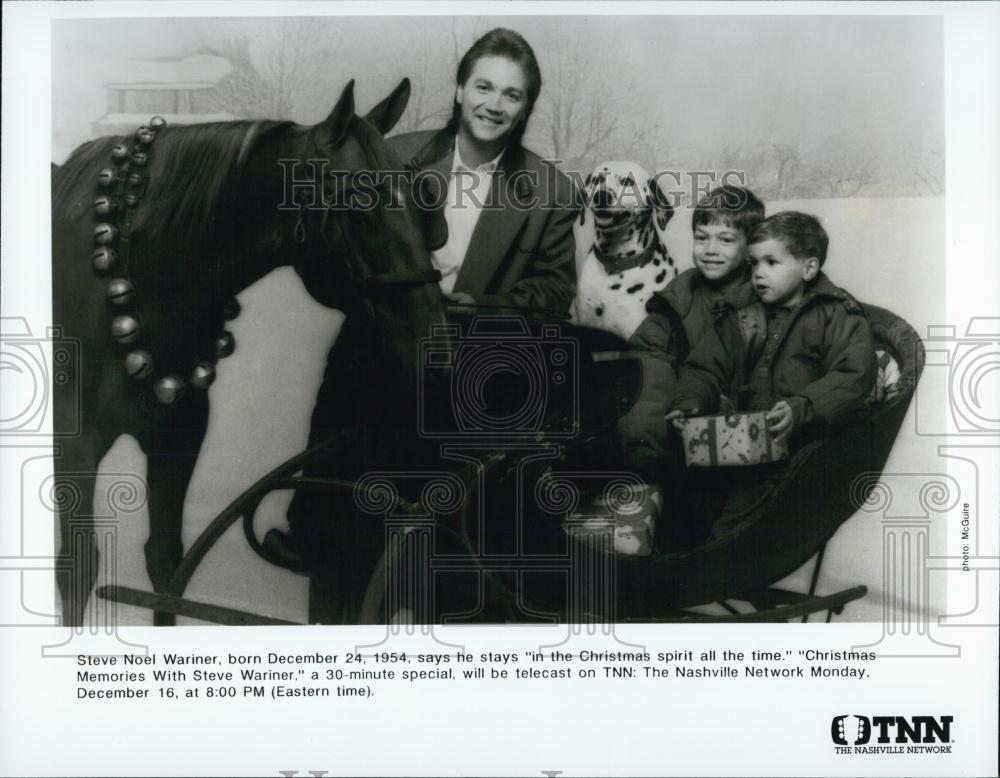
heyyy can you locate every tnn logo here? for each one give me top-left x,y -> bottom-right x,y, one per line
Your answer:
831,715 -> 953,745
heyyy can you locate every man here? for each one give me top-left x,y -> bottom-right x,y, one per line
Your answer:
270,28 -> 578,621
392,26 -> 577,312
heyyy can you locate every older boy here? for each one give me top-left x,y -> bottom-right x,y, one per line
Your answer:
618,184 -> 765,481
577,185 -> 763,555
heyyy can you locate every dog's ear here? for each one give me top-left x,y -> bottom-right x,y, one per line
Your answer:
648,175 -> 675,232
574,192 -> 596,272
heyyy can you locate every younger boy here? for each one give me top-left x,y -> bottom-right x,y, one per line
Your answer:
650,211 -> 876,546
667,211 -> 877,443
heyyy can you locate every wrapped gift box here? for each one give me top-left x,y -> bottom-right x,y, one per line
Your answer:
678,412 -> 788,467
564,484 -> 661,556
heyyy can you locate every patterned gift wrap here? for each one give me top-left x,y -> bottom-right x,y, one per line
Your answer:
679,412 -> 788,467
564,485 -> 661,556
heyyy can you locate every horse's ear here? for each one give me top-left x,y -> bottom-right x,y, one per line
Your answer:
317,79 -> 356,151
365,78 -> 411,136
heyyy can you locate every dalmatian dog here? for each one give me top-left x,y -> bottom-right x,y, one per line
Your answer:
571,161 -> 678,341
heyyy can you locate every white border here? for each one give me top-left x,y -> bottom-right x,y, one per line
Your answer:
3,3 -> 998,777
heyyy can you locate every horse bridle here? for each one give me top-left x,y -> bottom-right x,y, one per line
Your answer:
293,127 -> 442,291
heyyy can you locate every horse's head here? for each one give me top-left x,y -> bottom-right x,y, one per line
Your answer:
270,79 -> 448,384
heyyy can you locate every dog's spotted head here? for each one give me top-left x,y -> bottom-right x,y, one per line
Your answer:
582,161 -> 675,232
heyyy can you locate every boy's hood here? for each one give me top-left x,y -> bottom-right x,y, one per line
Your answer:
799,271 -> 864,312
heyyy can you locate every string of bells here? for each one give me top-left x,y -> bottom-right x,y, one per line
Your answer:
91,116 -> 240,405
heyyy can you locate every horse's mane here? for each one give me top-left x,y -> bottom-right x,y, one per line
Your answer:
55,120 -> 290,274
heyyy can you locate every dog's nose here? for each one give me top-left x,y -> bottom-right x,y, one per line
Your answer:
593,189 -> 614,210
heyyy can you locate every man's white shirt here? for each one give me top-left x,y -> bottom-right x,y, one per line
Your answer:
432,145 -> 504,294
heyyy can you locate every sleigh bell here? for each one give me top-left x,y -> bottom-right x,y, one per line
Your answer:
124,193 -> 140,208
91,247 -> 117,275
149,116 -> 167,130
97,168 -> 116,187
94,196 -> 116,217
123,349 -> 154,379
153,375 -> 185,405
127,172 -> 144,187
111,144 -> 130,162
222,298 -> 241,320
213,331 -> 235,359
94,223 -> 118,246
136,127 -> 156,145
190,362 -> 216,390
106,278 -> 135,306
110,315 -> 139,344
131,151 -> 149,167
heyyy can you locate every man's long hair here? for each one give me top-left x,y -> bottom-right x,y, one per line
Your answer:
445,28 -> 542,150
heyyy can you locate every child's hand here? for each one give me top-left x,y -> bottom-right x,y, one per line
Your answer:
766,400 -> 795,442
665,409 -> 695,433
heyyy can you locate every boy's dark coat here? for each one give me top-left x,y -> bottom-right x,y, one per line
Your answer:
670,272 -> 878,430
617,266 -> 758,480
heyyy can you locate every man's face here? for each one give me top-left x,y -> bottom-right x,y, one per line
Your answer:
749,237 -> 817,307
692,220 -> 748,283
456,55 -> 529,149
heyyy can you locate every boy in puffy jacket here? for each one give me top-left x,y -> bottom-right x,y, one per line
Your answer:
618,185 -> 766,480
585,185 -> 763,555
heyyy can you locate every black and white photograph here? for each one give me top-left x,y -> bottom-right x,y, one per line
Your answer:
1,3 -> 998,777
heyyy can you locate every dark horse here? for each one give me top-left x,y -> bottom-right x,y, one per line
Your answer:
50,79 -> 445,625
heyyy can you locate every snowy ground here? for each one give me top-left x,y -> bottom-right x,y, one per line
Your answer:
77,196 -> 944,625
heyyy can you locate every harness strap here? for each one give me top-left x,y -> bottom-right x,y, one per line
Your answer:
357,269 -> 443,288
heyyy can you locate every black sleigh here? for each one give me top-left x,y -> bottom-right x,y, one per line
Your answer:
99,304 -> 924,625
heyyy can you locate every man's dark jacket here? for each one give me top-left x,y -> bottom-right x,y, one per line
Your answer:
389,128 -> 578,313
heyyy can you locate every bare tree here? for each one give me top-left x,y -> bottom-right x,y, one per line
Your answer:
528,41 -> 663,174
911,147 -> 945,196
811,150 -> 877,197
448,17 -> 489,73
207,20 -> 332,121
766,142 -> 804,200
692,143 -> 765,191
389,27 -> 453,134
536,44 -> 615,166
